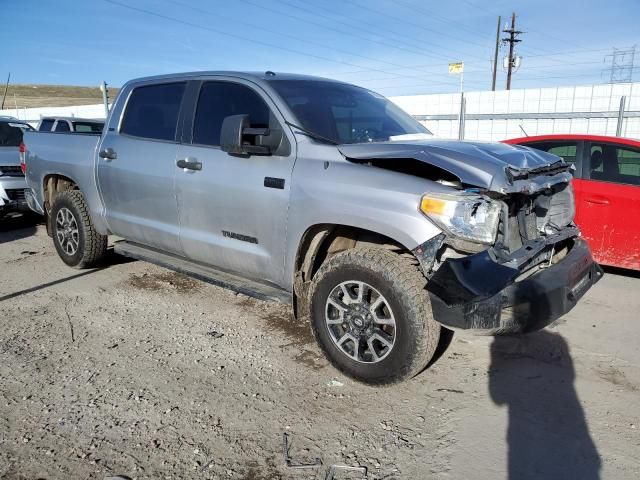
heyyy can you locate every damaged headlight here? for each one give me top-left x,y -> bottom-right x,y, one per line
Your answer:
420,192 -> 501,244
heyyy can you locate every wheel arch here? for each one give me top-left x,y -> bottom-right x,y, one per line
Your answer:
42,173 -> 79,215
291,223 -> 417,320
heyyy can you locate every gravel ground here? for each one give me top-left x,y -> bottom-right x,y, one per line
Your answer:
1,214 -> 638,479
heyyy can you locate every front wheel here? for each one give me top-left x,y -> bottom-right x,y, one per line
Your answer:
309,247 -> 441,385
50,190 -> 107,268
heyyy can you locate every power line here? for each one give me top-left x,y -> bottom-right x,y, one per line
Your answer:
342,0 -> 492,51
102,0 -> 465,90
329,51 -> 612,79
370,72 -> 613,94
460,0 -> 591,52
101,0 -> 424,77
162,0 -> 459,76
275,0 -> 436,54
245,0 -> 494,65
374,0 -> 495,41
239,0 -> 453,63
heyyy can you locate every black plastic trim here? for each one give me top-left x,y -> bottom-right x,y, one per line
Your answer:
425,237 -> 603,333
264,177 -> 285,189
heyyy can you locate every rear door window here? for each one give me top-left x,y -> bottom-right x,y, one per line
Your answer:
121,82 -> 186,141
191,81 -> 270,147
39,119 -> 54,131
55,120 -> 70,132
588,143 -> 640,186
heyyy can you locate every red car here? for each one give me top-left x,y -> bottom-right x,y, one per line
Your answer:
504,134 -> 640,270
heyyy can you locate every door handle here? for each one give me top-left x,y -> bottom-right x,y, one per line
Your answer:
584,196 -> 610,205
176,158 -> 202,171
99,147 -> 117,160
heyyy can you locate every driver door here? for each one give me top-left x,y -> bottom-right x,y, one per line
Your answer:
174,79 -> 295,286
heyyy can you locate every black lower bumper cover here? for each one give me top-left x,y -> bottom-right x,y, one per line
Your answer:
427,238 -> 603,333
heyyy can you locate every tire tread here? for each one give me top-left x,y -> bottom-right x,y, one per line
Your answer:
51,190 -> 107,268
309,246 -> 440,385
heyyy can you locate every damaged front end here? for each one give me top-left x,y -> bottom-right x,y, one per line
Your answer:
339,139 -> 603,334
414,174 -> 602,334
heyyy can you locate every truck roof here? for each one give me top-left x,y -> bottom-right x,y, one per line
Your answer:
40,116 -> 104,123
123,71 -> 347,88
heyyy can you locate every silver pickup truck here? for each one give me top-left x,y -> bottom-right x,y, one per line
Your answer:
23,72 -> 602,385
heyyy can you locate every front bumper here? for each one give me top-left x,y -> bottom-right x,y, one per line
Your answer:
426,237 -> 603,334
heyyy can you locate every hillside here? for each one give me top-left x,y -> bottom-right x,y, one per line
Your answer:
0,84 -> 120,109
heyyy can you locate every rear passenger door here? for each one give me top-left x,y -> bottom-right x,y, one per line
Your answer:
582,141 -> 640,269
174,78 -> 295,286
96,81 -> 187,254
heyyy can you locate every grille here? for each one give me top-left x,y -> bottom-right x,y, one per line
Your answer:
0,165 -> 24,177
497,183 -> 575,252
6,188 -> 27,203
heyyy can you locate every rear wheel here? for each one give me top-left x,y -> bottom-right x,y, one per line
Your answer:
309,247 -> 441,385
50,190 -> 107,268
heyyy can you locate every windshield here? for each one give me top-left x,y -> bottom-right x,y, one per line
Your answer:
0,122 -> 31,147
73,121 -> 104,133
268,80 -> 432,144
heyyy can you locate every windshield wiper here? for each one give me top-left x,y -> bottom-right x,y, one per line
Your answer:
285,121 -> 339,145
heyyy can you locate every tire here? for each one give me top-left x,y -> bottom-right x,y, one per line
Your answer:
309,247 -> 441,385
50,190 -> 107,268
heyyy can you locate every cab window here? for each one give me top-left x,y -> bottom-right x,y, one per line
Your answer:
192,81 -> 270,147
121,82 -> 186,141
39,119 -> 54,131
54,121 -> 70,132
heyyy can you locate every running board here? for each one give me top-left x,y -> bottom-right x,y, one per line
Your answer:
113,240 -> 291,304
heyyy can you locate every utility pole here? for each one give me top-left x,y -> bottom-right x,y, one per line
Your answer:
502,13 -> 522,90
492,16 -> 501,91
99,81 -> 109,118
1,73 -> 10,110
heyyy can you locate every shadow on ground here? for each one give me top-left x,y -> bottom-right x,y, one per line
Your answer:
489,330 -> 601,480
0,212 -> 42,243
602,264 -> 640,279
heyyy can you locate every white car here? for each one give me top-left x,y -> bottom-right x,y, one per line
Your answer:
0,117 -> 33,215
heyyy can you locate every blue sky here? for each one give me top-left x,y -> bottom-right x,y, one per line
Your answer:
2,0 -> 639,95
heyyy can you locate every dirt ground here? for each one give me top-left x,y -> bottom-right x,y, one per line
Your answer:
1,84 -> 120,109
1,214 -> 638,480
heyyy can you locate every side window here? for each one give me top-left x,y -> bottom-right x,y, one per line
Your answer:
39,119 -> 54,131
74,122 -> 103,133
589,143 -> 640,186
55,121 -> 70,132
192,82 -> 270,147
121,82 -> 186,141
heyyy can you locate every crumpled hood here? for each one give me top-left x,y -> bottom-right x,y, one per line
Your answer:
338,139 -> 573,193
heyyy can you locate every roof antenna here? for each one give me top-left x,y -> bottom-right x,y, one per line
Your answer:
265,71 -> 276,77
519,124 -> 529,137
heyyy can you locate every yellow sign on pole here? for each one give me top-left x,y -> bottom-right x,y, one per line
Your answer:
448,62 -> 464,74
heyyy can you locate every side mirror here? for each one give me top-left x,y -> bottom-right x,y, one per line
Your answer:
220,114 -> 273,156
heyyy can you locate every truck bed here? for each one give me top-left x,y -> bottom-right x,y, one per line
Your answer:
23,131 -> 102,219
